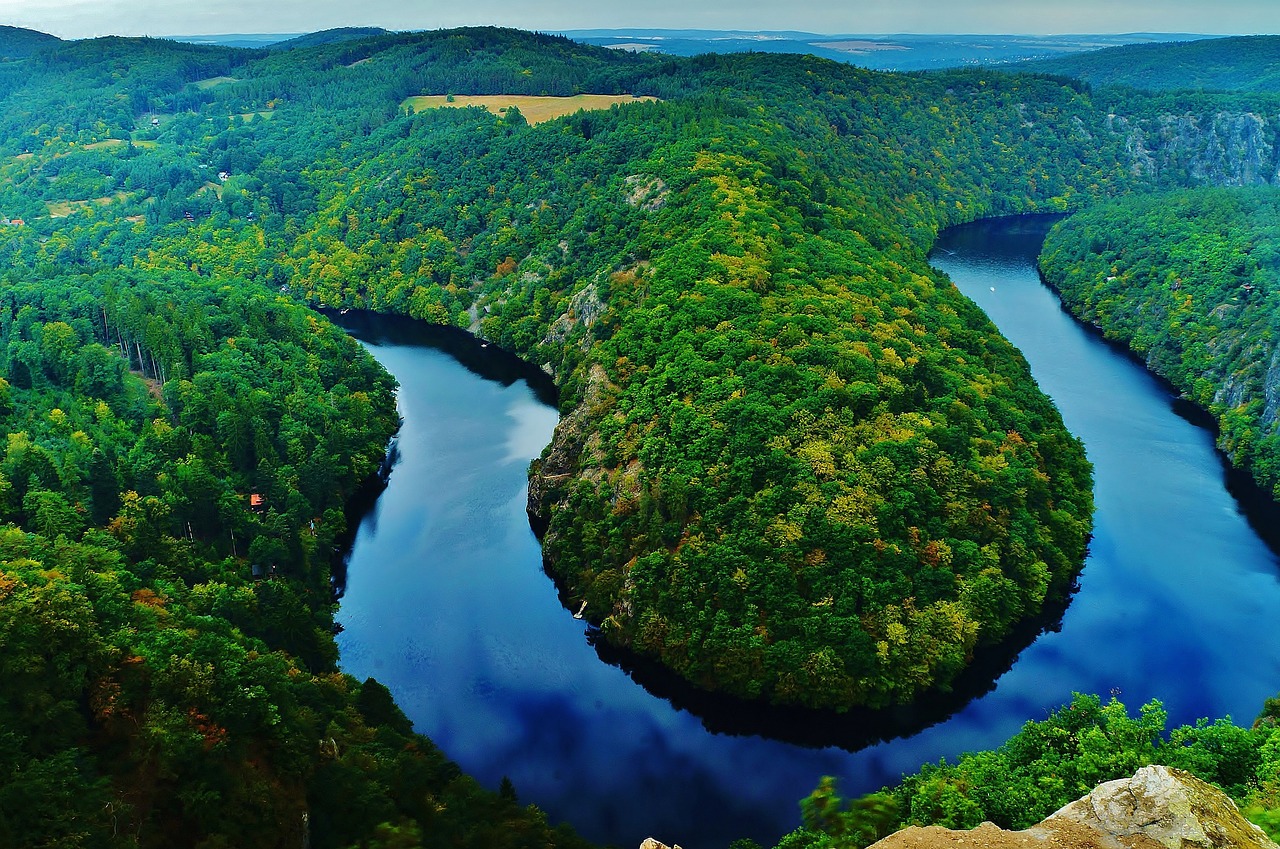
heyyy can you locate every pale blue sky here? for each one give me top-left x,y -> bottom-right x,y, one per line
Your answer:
0,0 -> 1275,39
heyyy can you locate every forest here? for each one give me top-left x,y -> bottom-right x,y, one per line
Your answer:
0,21 -> 1277,849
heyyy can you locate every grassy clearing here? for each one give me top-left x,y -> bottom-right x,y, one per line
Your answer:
399,93 -> 658,125
85,139 -> 129,150
47,191 -> 136,218
194,76 -> 239,90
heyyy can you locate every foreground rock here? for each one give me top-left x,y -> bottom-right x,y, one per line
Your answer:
638,839 -> 680,849
870,765 -> 1277,849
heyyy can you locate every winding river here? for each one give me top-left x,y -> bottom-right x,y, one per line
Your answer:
334,216 -> 1280,849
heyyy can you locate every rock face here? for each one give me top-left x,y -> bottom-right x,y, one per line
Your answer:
638,839 -> 681,849
870,766 -> 1278,849
1109,111 -> 1280,187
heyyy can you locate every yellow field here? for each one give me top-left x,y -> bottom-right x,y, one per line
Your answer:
399,94 -> 657,125
85,139 -> 129,150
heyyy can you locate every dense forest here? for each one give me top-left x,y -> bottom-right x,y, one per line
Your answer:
1022,35 -> 1280,92
0,21 -> 1279,848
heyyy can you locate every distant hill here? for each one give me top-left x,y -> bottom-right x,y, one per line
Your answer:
1017,35 -> 1280,91
565,29 -> 1218,71
270,27 -> 392,51
0,25 -> 60,59
165,33 -> 302,49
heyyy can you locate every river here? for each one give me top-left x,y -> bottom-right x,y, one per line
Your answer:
333,216 -> 1280,848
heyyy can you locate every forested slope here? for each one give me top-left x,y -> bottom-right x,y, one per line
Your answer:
1018,35 -> 1280,93
0,227 -> 602,848
1039,188 -> 1280,497
0,30 -> 613,849
1,24 -> 1279,847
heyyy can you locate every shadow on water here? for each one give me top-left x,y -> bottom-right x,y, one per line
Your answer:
1170,398 -> 1280,557
583,577 -> 1079,752
329,436 -> 397,599
321,308 -> 559,407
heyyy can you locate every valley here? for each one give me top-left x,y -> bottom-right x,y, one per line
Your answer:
0,20 -> 1278,849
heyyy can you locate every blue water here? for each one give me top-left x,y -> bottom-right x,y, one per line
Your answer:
335,217 -> 1280,848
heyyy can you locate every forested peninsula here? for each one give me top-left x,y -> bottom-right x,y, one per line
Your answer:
2,23 -> 1280,848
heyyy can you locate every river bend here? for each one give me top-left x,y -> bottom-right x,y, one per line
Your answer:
334,217 -> 1280,848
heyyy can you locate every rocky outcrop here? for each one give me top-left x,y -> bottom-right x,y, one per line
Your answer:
541,281 -> 606,352
526,363 -> 618,538
623,174 -> 669,210
638,839 -> 681,849
1111,111 -> 1280,186
870,766 -> 1278,849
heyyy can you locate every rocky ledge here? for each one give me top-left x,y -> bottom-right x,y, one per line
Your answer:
869,765 -> 1277,849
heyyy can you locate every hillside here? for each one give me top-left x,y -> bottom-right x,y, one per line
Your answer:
1039,188 -> 1280,498
0,25 -> 60,59
270,26 -> 393,51
1018,35 -> 1280,92
0,22 -> 1279,848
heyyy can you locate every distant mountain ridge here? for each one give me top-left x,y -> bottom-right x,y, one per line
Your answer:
1018,34 -> 1280,91
161,27 -> 391,50
8,25 -> 1227,74
564,29 -> 1220,71
268,27 -> 392,51
162,32 -> 302,49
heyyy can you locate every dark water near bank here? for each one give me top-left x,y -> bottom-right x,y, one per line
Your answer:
335,217 -> 1280,848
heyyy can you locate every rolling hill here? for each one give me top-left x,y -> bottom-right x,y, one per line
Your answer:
1017,34 -> 1280,91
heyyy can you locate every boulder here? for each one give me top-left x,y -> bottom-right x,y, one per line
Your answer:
1052,765 -> 1276,849
639,839 -> 681,849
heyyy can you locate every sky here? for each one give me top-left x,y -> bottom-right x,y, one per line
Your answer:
0,0 -> 1276,40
